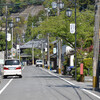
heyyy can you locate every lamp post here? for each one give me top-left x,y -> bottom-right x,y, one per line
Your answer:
9,17 -> 20,59
75,0 -> 77,81
5,5 -> 8,59
15,17 -> 20,58
66,7 -> 77,80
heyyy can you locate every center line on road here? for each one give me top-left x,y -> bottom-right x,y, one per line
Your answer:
0,78 -> 13,95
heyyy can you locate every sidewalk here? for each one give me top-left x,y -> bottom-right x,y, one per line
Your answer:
48,69 -> 100,96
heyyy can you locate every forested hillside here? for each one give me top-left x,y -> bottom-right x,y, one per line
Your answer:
0,0 -> 44,15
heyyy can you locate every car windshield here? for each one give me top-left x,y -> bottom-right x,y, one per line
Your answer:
37,60 -> 42,62
5,60 -> 20,65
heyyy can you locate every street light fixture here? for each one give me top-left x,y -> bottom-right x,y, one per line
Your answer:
66,8 -> 72,17
51,1 -> 64,9
9,21 -> 13,28
58,2 -> 64,9
16,16 -> 20,22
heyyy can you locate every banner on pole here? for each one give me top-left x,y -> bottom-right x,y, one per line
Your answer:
70,23 -> 75,34
7,33 -> 11,41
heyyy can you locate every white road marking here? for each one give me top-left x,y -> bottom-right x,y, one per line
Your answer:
40,67 -> 100,99
0,78 -> 13,95
0,66 -> 25,95
82,89 -> 100,99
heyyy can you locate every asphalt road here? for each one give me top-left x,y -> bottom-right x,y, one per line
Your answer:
0,65 -> 100,100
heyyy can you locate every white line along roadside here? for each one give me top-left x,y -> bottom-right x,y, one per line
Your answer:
82,89 -> 100,99
40,67 -> 100,99
40,67 -> 75,86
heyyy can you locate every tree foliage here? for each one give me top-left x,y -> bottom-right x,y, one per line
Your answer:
32,9 -> 94,49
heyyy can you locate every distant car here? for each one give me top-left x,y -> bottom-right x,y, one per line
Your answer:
36,60 -> 43,67
2,59 -> 22,78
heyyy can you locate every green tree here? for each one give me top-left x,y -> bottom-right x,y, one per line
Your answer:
0,32 -> 11,51
32,9 -> 94,49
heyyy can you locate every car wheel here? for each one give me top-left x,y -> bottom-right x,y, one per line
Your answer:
19,75 -> 22,78
3,75 -> 7,79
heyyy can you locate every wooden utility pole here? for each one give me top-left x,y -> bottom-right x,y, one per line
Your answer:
93,0 -> 100,90
41,41 -> 44,68
57,0 -> 62,74
32,41 -> 34,65
47,33 -> 50,70
45,8 -> 50,70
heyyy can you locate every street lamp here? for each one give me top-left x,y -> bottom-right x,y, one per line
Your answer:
75,0 -> 77,81
66,7 -> 77,80
58,1 -> 64,9
15,17 -> 20,59
51,1 -> 64,9
9,17 -> 20,59
66,8 -> 72,17
16,16 -> 20,22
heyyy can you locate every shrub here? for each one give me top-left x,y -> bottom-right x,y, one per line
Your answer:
83,58 -> 93,76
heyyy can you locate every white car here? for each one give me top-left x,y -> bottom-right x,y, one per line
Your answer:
36,60 -> 43,67
2,59 -> 22,78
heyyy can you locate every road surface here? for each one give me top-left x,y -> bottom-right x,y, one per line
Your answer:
0,65 -> 100,100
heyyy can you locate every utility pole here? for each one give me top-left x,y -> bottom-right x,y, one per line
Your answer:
45,8 -> 50,70
11,18 -> 14,59
5,5 -> 8,59
16,33 -> 18,58
57,0 -> 62,74
32,41 -> 34,65
47,33 -> 50,70
41,41 -> 44,68
93,0 -> 100,90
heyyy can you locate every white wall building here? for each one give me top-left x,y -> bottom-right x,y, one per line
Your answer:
62,45 -> 74,67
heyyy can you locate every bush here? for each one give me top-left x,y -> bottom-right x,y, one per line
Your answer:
83,58 -> 93,76
71,58 -> 93,81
